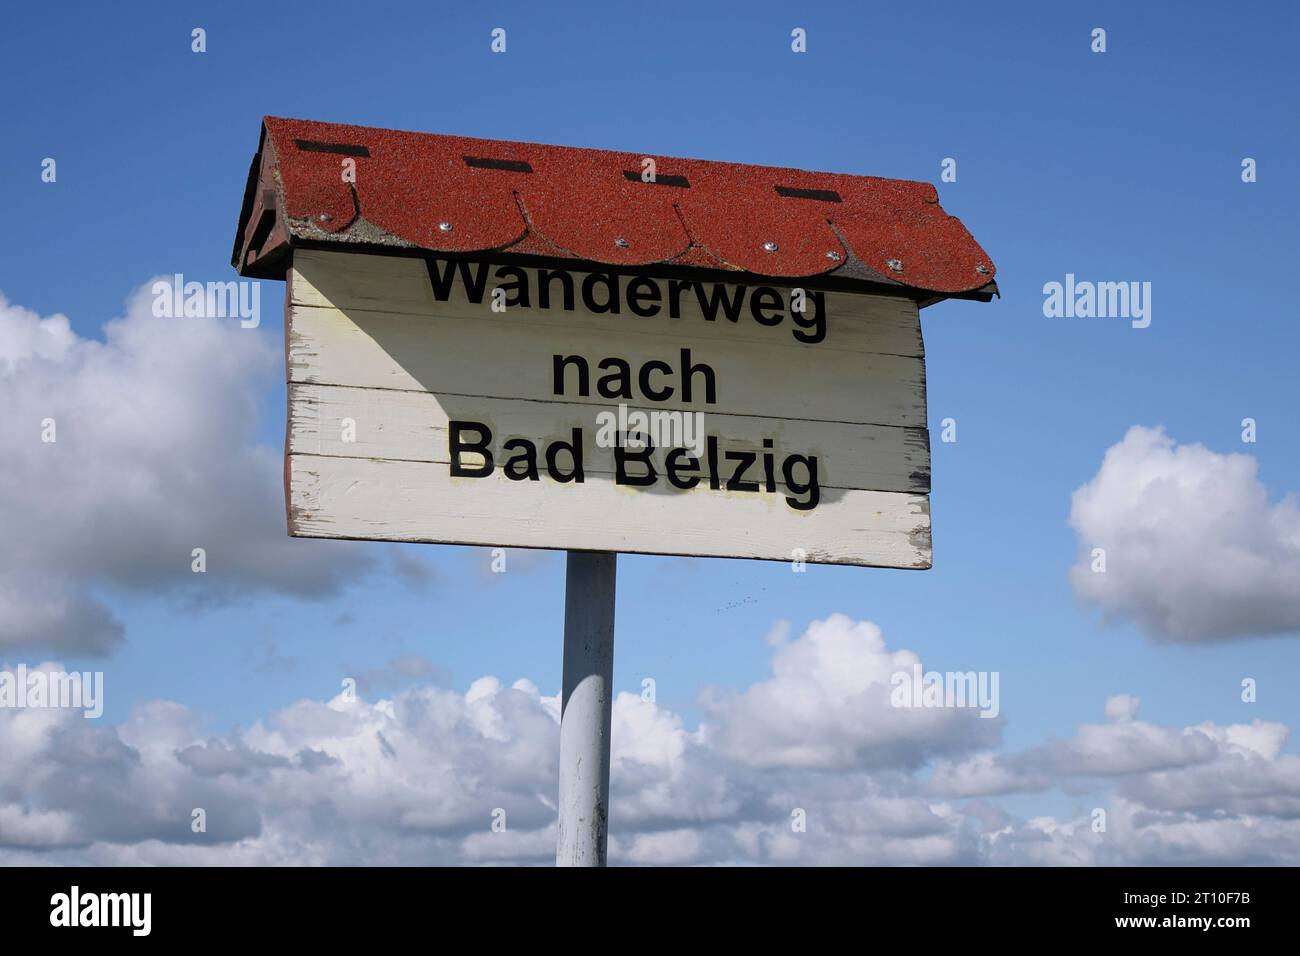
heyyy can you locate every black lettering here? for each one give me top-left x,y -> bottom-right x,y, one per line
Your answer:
668,279 -> 692,319
792,290 -> 826,344
638,359 -> 674,402
448,421 -> 494,477
582,272 -> 621,314
615,434 -> 657,486
750,287 -> 784,326
426,258 -> 490,303
546,429 -> 584,483
626,277 -> 662,317
694,281 -> 746,323
502,438 -> 540,480
597,358 -> 633,399
679,348 -> 717,405
553,354 -> 589,397
783,454 -> 821,510
493,266 -> 531,307
425,258 -> 456,301
725,450 -> 760,491
665,448 -> 701,489
537,268 -> 575,311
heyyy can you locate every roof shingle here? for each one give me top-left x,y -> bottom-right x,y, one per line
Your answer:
233,116 -> 997,300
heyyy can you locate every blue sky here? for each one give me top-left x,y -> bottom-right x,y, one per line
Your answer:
2,1 -> 1299,865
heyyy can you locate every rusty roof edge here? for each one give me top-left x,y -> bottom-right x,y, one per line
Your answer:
230,120 -> 274,273
232,119 -> 297,278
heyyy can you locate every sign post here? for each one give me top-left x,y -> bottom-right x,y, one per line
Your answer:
232,115 -> 997,869
556,550 -> 617,866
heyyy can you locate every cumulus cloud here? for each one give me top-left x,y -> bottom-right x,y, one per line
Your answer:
5,615 -> 1295,866
1068,426 -> 1300,642
0,286 -> 373,654
941,716 -> 1300,866
699,614 -> 1000,770
930,711 -> 1291,804
982,789 -> 1300,867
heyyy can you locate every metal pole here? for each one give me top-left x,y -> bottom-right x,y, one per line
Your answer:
556,550 -> 617,866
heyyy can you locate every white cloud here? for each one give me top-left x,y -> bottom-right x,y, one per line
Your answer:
0,286 -> 373,654
1068,426 -> 1300,642
699,613 -> 1000,770
6,615 -> 1295,866
615,828 -> 704,865
930,718 -> 1233,798
929,709 -> 1299,839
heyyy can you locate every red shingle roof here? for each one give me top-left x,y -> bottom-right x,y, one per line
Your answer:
233,116 -> 997,301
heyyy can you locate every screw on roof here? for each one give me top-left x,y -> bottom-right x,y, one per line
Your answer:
614,238 -> 629,248
825,251 -> 841,261
885,259 -> 904,272
438,222 -> 453,232
318,214 -> 332,223
763,241 -> 779,253
976,264 -> 989,274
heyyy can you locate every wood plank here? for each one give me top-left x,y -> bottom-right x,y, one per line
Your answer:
287,453 -> 932,568
287,302 -> 927,427
290,247 -> 925,359
288,382 -> 930,494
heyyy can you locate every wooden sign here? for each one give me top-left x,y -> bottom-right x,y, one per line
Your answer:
284,248 -> 932,568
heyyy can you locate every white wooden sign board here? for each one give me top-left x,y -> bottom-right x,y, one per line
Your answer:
284,248 -> 932,568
